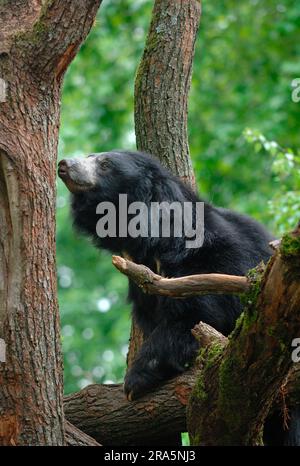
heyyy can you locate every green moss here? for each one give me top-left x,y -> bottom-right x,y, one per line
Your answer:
195,346 -> 206,365
205,343 -> 224,369
196,342 -> 224,369
192,343 -> 224,407
32,22 -> 48,42
146,32 -> 161,51
230,263 -> 265,336
214,264 -> 265,439
243,307 -> 258,329
241,263 -> 265,307
189,343 -> 225,445
280,233 -> 300,259
218,353 -> 244,424
14,22 -> 48,49
230,300 -> 257,341
229,311 -> 244,340
193,372 -> 208,403
266,326 -> 275,337
14,1 -> 55,49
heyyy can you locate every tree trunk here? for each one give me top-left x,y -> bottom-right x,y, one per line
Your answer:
187,227 -> 300,445
127,4 -> 201,442
135,0 -> 201,187
0,0 -> 101,446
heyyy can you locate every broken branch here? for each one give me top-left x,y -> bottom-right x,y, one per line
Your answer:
112,255 -> 250,297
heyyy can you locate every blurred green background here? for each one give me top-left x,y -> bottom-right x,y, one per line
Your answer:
57,0 -> 300,395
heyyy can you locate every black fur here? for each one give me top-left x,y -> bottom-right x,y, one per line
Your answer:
63,150 -> 299,444
70,150 -> 273,391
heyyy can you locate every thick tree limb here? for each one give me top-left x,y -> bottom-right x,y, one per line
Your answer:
65,227 -> 300,446
187,226 -> 300,445
112,255 -> 250,297
64,373 -> 196,446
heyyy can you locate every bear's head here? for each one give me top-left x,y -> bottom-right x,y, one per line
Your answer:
58,151 -> 164,249
58,151 -> 153,197
58,150 -> 198,254
58,150 -> 193,204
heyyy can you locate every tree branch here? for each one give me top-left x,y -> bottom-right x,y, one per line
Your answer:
112,255 -> 250,297
65,420 -> 101,446
64,372 -> 196,446
192,321 -> 228,347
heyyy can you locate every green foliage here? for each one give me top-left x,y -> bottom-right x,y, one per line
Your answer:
244,128 -> 300,233
190,0 -> 300,222
57,0 -> 300,399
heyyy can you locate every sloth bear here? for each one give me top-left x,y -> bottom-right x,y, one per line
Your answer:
58,150 -> 298,445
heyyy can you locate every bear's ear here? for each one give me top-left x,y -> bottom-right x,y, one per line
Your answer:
134,176 -> 153,203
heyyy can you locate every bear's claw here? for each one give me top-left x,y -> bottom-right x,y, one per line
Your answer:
124,369 -> 155,401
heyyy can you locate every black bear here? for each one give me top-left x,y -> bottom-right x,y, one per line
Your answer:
58,150 -> 299,445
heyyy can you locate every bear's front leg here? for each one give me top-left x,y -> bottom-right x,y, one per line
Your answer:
124,320 -> 199,400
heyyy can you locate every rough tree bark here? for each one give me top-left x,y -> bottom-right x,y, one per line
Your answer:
64,420 -> 101,447
187,227 -> 300,445
135,0 -> 201,186
0,0 -> 102,446
2,0 -> 297,448
64,358 -> 300,446
64,374 -> 195,446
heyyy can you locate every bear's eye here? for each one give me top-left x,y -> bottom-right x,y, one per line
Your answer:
100,160 -> 110,170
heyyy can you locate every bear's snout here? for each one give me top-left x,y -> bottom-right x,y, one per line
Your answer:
58,159 -> 78,180
58,157 -> 98,193
58,159 -> 69,180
